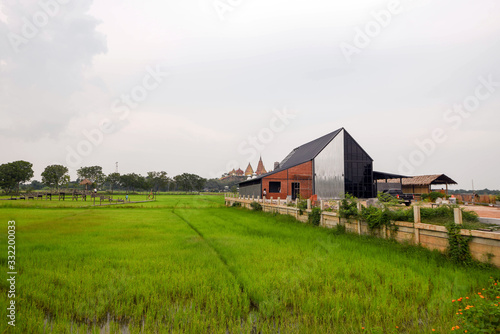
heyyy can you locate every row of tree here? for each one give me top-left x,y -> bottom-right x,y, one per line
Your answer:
0,161 -> 211,194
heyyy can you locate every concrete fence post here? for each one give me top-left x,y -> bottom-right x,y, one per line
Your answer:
320,200 -> 324,210
357,202 -> 362,212
307,199 -> 311,210
454,208 -> 463,225
251,195 -> 254,200
413,206 -> 421,224
413,206 -> 421,244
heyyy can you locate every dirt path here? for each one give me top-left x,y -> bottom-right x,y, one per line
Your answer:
462,205 -> 500,219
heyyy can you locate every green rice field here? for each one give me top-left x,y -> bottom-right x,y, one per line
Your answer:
0,194 -> 498,333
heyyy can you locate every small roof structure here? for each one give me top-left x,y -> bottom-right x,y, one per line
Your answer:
380,174 -> 457,186
378,174 -> 457,195
79,178 -> 93,185
79,178 -> 93,190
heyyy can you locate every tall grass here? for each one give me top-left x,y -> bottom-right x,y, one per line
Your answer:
0,195 -> 498,333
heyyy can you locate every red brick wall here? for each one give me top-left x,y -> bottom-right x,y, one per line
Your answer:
262,161 -> 313,199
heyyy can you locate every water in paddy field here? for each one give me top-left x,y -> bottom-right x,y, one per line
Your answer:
44,313 -> 132,334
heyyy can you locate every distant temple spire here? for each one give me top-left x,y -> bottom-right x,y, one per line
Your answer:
256,156 -> 267,175
244,163 -> 254,176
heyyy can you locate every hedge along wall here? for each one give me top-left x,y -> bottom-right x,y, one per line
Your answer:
225,195 -> 500,267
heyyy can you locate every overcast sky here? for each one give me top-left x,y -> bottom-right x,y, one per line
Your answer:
1,0 -> 499,189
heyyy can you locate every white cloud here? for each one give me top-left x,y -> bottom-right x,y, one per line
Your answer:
1,0 -> 499,188
0,0 -> 107,139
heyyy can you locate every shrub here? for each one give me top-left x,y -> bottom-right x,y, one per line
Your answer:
462,209 -> 479,223
421,191 -> 445,202
297,199 -> 308,215
420,205 -> 479,224
452,277 -> 500,333
377,191 -> 400,206
308,207 -> 322,226
231,202 -> 241,207
250,201 -> 262,211
339,194 -> 359,219
389,208 -> 413,222
360,206 -> 400,232
360,206 -> 388,230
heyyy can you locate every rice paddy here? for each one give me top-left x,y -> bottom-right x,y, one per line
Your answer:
0,194 -> 498,333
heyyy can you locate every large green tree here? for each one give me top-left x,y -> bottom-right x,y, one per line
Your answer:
173,173 -> 206,192
41,164 -> 69,189
77,166 -> 105,188
0,160 -> 34,194
146,171 -> 170,192
105,172 -> 121,193
120,173 -> 148,192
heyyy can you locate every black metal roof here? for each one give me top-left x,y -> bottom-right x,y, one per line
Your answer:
279,128 -> 343,169
239,128 -> 344,186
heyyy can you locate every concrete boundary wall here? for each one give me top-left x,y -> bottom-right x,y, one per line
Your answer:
224,195 -> 500,267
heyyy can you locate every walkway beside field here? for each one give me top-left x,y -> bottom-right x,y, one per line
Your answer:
462,205 -> 500,225
463,205 -> 500,219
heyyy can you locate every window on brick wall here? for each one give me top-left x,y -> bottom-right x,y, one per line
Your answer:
269,182 -> 281,193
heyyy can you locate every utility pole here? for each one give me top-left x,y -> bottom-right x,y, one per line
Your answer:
472,179 -> 475,205
115,162 -> 119,174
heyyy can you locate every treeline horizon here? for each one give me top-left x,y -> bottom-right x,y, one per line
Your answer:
0,160 -> 240,194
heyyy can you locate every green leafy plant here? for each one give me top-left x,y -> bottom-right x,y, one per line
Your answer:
420,205 -> 479,224
377,191 -> 401,206
250,201 -> 262,211
339,193 -> 359,219
389,208 -> 413,222
308,207 -> 322,226
452,277 -> 500,333
297,198 -> 308,215
421,191 -> 445,203
231,202 -> 241,207
445,221 -> 473,265
360,206 -> 392,230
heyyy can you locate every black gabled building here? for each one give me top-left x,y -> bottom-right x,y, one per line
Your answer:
239,128 -> 375,200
